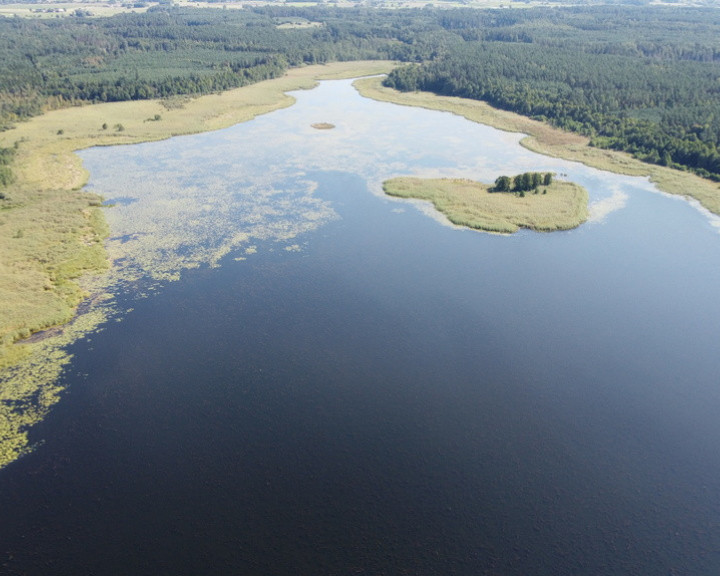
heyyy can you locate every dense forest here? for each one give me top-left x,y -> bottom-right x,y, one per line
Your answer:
0,6 -> 414,129
2,5 -> 720,180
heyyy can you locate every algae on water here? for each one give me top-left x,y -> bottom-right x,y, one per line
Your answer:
0,168 -> 337,469
0,306 -> 111,468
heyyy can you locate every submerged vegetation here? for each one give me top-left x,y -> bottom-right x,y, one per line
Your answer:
383,176 -> 588,234
0,307 -> 110,469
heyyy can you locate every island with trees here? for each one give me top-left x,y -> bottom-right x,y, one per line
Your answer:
383,172 -> 588,234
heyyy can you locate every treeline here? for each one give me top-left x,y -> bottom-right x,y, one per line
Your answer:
384,6 -> 720,180
50,55 -> 288,103
0,146 -> 15,189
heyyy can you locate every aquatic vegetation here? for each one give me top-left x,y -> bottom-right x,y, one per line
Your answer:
0,306 -> 111,468
311,123 -> 336,130
101,172 -> 336,284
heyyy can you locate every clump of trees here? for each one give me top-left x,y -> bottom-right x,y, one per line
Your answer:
0,146 -> 15,188
492,172 -> 552,193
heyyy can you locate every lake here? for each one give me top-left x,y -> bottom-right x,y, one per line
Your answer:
1,79 -> 719,575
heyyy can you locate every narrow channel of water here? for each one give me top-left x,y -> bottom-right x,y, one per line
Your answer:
1,79 -> 719,575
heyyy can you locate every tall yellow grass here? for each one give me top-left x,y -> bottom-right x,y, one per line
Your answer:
383,177 -> 588,234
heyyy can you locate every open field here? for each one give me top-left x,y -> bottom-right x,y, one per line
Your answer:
0,60 -> 395,469
355,77 -> 720,217
0,1 -> 157,19
383,177 -> 588,234
0,0 -> 490,18
0,0 -> 618,18
2,0 -> 714,19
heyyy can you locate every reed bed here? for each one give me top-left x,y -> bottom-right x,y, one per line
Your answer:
383,177 -> 588,234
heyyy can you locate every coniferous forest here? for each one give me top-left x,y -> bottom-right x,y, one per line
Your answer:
1,4 -> 720,179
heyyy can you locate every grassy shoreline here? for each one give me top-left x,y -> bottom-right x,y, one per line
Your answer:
0,60 -> 395,469
383,177 -> 588,234
354,77 -> 720,217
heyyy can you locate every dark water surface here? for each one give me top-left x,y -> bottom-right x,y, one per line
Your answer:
2,81 -> 720,575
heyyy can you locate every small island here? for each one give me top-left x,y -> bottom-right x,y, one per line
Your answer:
311,122 -> 335,130
383,172 -> 588,234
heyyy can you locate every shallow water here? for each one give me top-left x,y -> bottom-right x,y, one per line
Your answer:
1,79 -> 720,575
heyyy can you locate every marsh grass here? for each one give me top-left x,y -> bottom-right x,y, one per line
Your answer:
383,177 -> 588,234
0,188 -> 109,355
355,77 -> 720,216
0,61 -> 396,469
